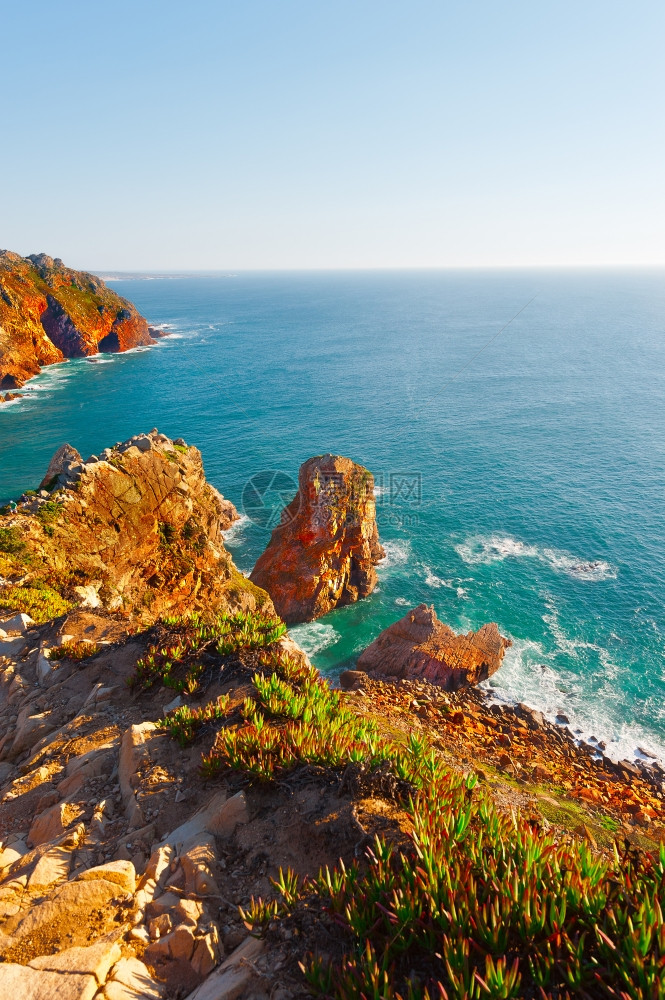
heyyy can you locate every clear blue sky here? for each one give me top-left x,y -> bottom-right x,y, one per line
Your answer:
2,1 -> 663,270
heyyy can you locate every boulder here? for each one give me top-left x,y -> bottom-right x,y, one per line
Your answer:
38,444 -> 83,491
250,454 -> 384,622
28,802 -> 83,847
357,604 -> 511,691
0,612 -> 34,633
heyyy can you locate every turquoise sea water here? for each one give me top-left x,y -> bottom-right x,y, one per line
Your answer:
2,270 -> 665,762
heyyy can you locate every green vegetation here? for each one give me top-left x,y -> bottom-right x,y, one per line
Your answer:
0,584 -> 73,624
196,649 -> 665,1000
0,526 -> 29,560
159,694 -> 230,746
173,443 -> 188,454
48,640 -> 100,662
35,500 -> 63,537
128,610 -> 286,694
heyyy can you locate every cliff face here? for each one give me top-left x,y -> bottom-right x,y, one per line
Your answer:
0,430 -> 270,623
250,454 -> 384,623
0,251 -> 157,388
356,603 -> 511,690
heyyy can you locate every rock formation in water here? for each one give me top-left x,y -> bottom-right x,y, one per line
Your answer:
0,250 -> 160,388
356,603 -> 511,690
250,454 -> 385,623
0,430 -> 270,623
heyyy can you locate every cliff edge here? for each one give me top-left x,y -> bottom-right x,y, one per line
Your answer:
0,429 -> 270,624
0,250 -> 158,389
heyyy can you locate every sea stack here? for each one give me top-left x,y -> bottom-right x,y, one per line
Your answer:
250,454 -> 385,623
356,603 -> 511,690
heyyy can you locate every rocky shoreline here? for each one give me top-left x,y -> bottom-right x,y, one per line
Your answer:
0,437 -> 663,998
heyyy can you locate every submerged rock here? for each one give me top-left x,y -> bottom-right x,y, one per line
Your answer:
250,454 -> 384,623
357,603 -> 511,690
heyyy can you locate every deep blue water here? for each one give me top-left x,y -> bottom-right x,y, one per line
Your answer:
2,270 -> 665,761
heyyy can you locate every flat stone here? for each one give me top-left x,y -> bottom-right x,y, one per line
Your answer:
28,845 -> 72,888
29,933 -> 122,984
0,878 -> 129,959
75,859 -> 136,893
104,957 -> 163,999
0,841 -> 28,871
0,963 -> 97,1000
205,791 -> 248,838
184,935 -> 265,1000
143,844 -> 174,889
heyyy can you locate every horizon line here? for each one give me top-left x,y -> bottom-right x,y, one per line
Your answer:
90,262 -> 665,275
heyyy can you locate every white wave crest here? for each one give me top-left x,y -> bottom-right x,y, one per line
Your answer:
378,540 -> 411,570
484,633 -> 665,767
221,513 -> 249,545
288,621 -> 341,656
455,534 -> 617,581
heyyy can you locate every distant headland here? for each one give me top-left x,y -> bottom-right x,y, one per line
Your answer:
0,250 -> 162,397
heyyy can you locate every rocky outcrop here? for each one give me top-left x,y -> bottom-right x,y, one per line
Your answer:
0,250 -> 157,388
0,430 -> 270,623
250,454 -> 384,623
356,604 -> 511,690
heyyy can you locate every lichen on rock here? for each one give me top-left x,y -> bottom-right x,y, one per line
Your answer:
250,453 -> 385,623
0,430 -> 270,623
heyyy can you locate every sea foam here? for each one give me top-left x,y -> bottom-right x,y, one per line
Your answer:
288,621 -> 341,656
455,533 -> 617,581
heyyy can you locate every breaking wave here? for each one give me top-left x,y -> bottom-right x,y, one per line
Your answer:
455,534 -> 617,581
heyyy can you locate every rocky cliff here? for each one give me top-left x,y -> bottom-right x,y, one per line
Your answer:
0,430 -> 270,624
250,454 -> 385,623
0,251 -> 158,389
356,603 -> 511,690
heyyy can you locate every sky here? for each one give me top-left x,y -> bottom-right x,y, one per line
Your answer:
1,1 -> 664,270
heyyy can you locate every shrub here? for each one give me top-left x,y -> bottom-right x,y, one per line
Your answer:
0,584 -> 73,624
213,659 -> 665,1000
159,695 -> 230,746
128,610 -> 287,693
48,640 -> 101,661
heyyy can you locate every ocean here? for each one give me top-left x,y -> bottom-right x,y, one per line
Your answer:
2,269 -> 665,763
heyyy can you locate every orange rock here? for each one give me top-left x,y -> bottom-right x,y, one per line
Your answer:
0,250 -> 155,388
357,604 -> 511,691
250,455 -> 384,623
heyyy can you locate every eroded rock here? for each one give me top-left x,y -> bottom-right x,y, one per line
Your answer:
250,454 -> 384,622
357,604 -> 511,690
